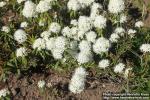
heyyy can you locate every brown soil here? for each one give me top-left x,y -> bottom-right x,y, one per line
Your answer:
0,70 -> 123,100
143,0 -> 150,27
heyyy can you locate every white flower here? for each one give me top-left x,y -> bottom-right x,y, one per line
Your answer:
77,52 -> 93,64
20,21 -> 28,28
14,29 -> 27,44
124,68 -> 132,79
0,1 -> 6,7
109,33 -> 120,43
93,15 -> 107,29
67,0 -> 81,11
93,37 -> 111,54
114,63 -> 125,73
90,3 -> 102,19
120,14 -> 127,23
38,80 -> 46,88
69,67 -> 87,94
70,27 -> 78,40
140,44 -> 150,53
17,0 -> 26,4
128,29 -> 136,38
77,30 -> 85,40
98,59 -> 110,69
86,31 -> 97,43
108,0 -> 125,14
91,2 -> 102,11
52,49 -> 63,59
50,36 -> 68,59
1,26 -> 10,33
71,19 -> 78,26
16,47 -> 27,57
49,22 -> 61,33
0,88 -> 10,98
22,1 -> 37,18
135,21 -> 144,28
78,16 -> 93,33
78,0 -> 94,7
79,40 -> 91,54
36,0 -> 51,13
61,26 -> 71,38
115,27 -> 125,36
40,31 -> 51,40
32,38 -> 46,51
46,37 -> 56,50
54,36 -> 67,50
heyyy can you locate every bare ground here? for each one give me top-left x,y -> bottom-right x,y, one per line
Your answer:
0,70 -> 123,100
144,0 -> 150,27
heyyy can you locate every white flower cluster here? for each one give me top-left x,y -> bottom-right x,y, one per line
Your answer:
86,31 -> 97,43
14,29 -> 27,44
32,21 -> 68,60
90,2 -> 102,19
140,44 -> 150,53
38,80 -> 46,88
78,16 -> 93,33
67,0 -> 81,11
93,37 -> 111,54
98,59 -> 110,69
1,26 -> 10,33
124,68 -> 132,79
51,36 -> 68,59
33,38 -> 46,51
128,29 -> 136,38
109,27 -> 126,43
16,47 -> 27,57
108,0 -> 125,14
114,63 -> 125,73
22,0 -> 56,17
46,37 -> 55,50
20,21 -> 28,28
0,88 -> 10,98
0,1 -> 6,7
77,40 -> 93,64
67,0 -> 94,11
71,19 -> 78,26
120,14 -> 127,23
62,16 -> 95,41
93,15 -> 106,29
36,0 -> 51,13
69,67 -> 87,93
109,33 -> 120,43
22,1 -> 37,18
78,0 -> 94,7
49,22 -> 61,33
33,36 -> 67,60
135,21 -> 144,28
40,31 -> 51,41
115,27 -> 125,36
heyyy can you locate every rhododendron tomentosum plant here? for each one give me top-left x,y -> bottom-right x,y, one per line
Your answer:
0,0 -> 149,94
